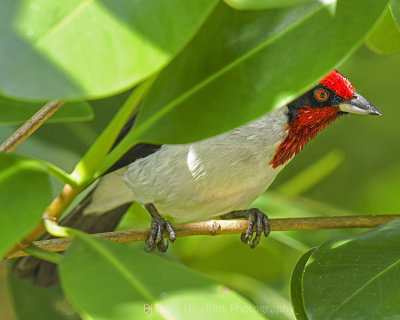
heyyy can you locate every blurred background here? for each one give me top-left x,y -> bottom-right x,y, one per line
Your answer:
0,44 -> 399,319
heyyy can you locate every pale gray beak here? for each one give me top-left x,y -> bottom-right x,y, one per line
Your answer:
339,93 -> 381,115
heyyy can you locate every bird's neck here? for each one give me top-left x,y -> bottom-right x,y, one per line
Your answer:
270,106 -> 342,168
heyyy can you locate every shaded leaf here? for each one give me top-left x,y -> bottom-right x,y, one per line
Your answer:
213,272 -> 295,320
8,273 -> 78,320
0,153 -> 51,257
0,0 -> 217,100
302,218 -> 400,319
59,234 -> 265,320
0,95 -> 93,125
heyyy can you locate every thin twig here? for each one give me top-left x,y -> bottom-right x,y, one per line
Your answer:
7,214 -> 400,259
0,100 -> 66,152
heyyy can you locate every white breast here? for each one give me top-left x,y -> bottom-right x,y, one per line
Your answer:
123,107 -> 289,222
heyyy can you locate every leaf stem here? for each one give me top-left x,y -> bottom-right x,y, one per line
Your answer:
71,75 -> 157,185
23,245 -> 62,264
36,159 -> 79,186
44,219 -> 73,238
7,214 -> 400,259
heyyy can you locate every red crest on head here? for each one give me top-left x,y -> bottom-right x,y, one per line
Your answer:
320,70 -> 355,100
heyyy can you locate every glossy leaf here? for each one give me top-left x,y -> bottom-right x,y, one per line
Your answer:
290,249 -> 315,320
390,0 -> 400,27
59,234 -> 265,320
366,6 -> 400,55
213,272 -> 295,320
8,274 -> 78,320
0,0 -> 217,100
224,0 -> 313,10
0,95 -> 93,125
126,0 -> 388,147
0,153 -> 51,257
302,218 -> 400,319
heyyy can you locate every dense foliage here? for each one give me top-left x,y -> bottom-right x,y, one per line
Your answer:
1,0 -> 399,319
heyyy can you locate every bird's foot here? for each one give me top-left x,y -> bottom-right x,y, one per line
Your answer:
144,204 -> 176,252
220,208 -> 270,248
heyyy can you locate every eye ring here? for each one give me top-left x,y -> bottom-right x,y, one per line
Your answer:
314,88 -> 329,102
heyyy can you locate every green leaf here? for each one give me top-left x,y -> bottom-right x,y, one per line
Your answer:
127,0 -> 388,146
0,153 -> 51,257
290,249 -> 315,320
224,0 -> 313,10
0,0 -> 218,100
8,273 -> 79,320
59,234 -> 265,320
0,95 -> 93,125
366,5 -> 400,55
302,218 -> 400,319
390,0 -> 400,27
213,272 -> 295,320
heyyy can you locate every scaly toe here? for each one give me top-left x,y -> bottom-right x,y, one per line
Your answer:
147,221 -> 159,246
241,232 -> 251,244
144,207 -> 176,253
165,221 -> 176,242
244,209 -> 270,248
250,212 -> 264,248
144,243 -> 156,252
263,214 -> 271,237
155,219 -> 164,243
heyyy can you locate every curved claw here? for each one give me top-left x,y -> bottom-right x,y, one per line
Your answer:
250,212 -> 264,248
230,208 -> 270,248
165,221 -> 176,242
156,239 -> 169,252
144,204 -> 176,253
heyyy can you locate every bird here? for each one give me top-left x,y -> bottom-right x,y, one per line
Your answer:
13,70 -> 381,286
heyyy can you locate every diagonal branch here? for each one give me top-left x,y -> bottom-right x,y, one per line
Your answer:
0,100 -> 66,152
7,214 -> 400,259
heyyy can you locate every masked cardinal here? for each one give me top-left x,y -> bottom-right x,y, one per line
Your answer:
14,70 -> 381,286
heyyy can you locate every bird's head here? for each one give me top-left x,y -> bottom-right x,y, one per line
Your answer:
270,70 -> 381,168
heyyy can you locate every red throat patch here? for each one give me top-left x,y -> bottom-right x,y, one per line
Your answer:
320,70 -> 355,100
270,106 -> 342,168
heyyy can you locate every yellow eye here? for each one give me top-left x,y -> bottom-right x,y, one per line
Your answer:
314,88 -> 329,102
